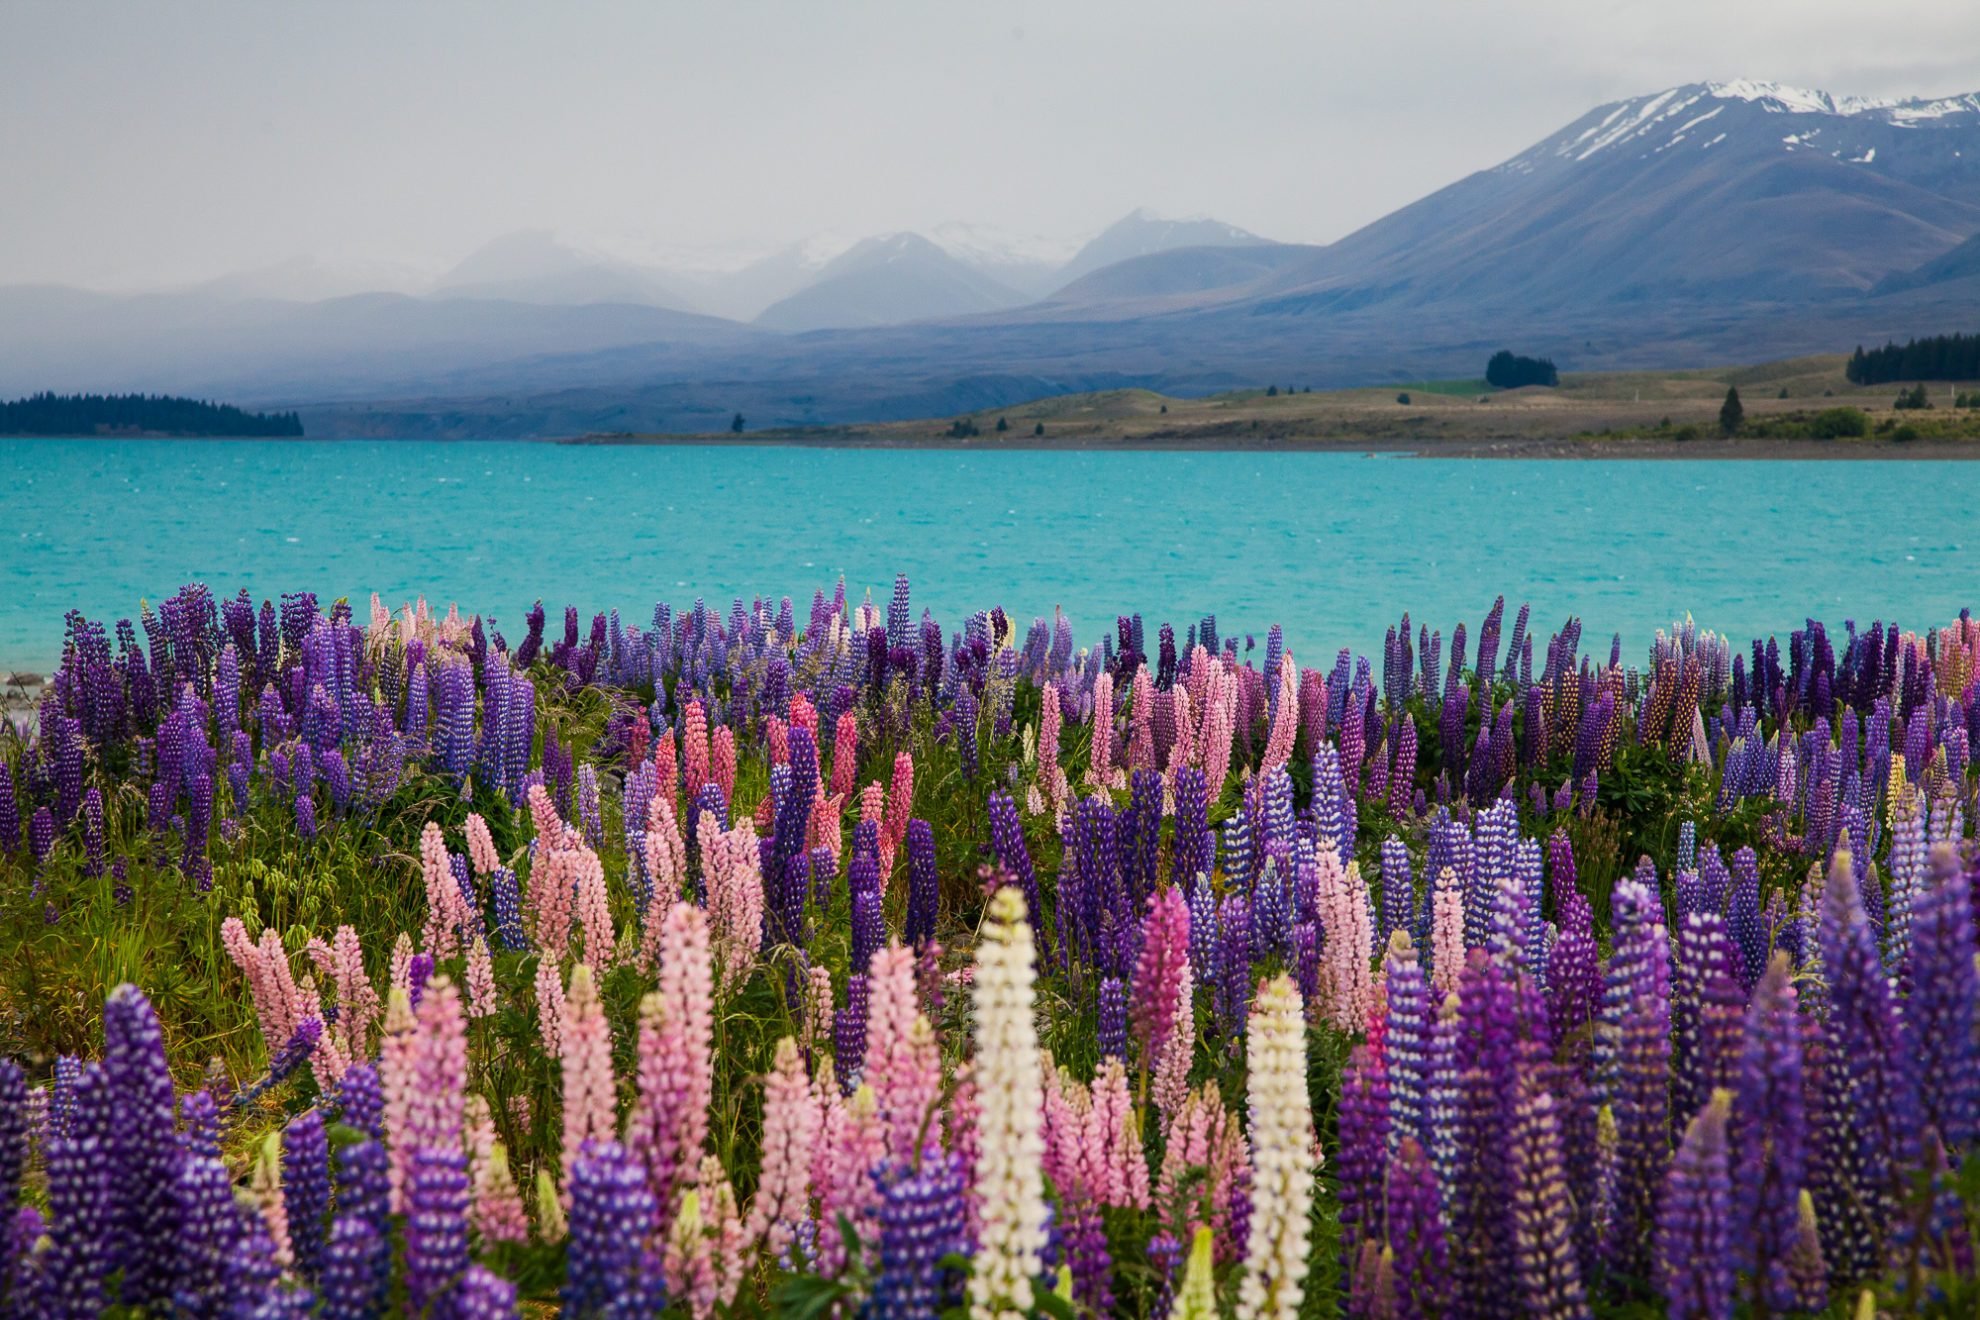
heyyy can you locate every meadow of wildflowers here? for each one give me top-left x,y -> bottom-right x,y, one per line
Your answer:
1,578 -> 1978,1317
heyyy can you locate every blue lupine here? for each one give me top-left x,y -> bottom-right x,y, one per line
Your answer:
903,818 -> 939,949
103,984 -> 182,1307
1596,878 -> 1672,1276
405,1144 -> 471,1315
1097,976 -> 1128,1061
284,1107 -> 332,1285
40,1061 -> 115,1320
1656,1091 -> 1734,1319
866,1147 -> 968,1318
1732,954 -> 1813,1314
835,972 -> 870,1086
1909,842 -> 1978,1151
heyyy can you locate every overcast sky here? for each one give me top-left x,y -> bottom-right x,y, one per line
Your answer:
5,0 -> 1979,288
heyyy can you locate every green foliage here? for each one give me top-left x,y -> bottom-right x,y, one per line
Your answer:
0,391 -> 302,437
1847,331 -> 1980,384
1485,349 -> 1560,389
1718,385 -> 1744,435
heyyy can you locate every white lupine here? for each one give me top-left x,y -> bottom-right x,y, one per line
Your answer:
1236,974 -> 1314,1320
969,887 -> 1049,1319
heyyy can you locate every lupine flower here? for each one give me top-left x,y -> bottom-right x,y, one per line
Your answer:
1133,886 -> 1190,1063
866,942 -> 942,1160
101,983 -> 181,1306
564,1139 -> 659,1317
1596,877 -> 1672,1276
1910,842 -> 1978,1150
1656,1089 -> 1733,1318
1384,1135 -> 1448,1317
867,1145 -> 969,1319
560,965 -> 616,1199
747,1036 -> 820,1261
626,902 -> 713,1212
1430,865 -> 1464,997
969,887 -> 1049,1319
1812,850 -> 1921,1280
1509,1075 -> 1592,1318
40,1060 -> 114,1319
815,1082 -> 888,1275
1236,974 -> 1313,1320
405,1141 -> 473,1314
284,1107 -> 333,1284
1336,1041 -> 1390,1260
320,1214 -> 387,1320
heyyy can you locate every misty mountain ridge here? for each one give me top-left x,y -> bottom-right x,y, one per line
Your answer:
6,78 -> 1980,433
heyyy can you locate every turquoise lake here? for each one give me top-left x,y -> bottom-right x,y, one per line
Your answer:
3,438 -> 1974,671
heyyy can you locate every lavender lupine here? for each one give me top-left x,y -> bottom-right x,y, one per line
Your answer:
1910,842 -> 1979,1151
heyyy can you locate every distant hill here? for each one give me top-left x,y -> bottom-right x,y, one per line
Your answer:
753,233 -> 1028,332
0,391 -> 302,437
433,230 -> 703,312
1050,209 -> 1270,290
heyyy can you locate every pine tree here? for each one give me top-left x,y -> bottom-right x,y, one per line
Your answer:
1718,387 -> 1744,435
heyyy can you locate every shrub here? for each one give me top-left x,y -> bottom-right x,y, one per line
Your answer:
1809,407 -> 1869,439
1396,393 -> 1412,405
1485,349 -> 1559,389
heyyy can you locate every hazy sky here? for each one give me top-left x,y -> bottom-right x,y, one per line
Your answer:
5,0 -> 1979,288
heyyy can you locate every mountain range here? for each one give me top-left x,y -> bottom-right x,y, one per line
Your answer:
3,79 -> 1977,436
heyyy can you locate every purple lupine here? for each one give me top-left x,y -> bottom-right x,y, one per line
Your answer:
563,1140 -> 656,1318
1596,878 -> 1672,1277
491,867 -> 527,951
40,1060 -> 115,1320
1655,1091 -> 1734,1318
1386,1135 -> 1449,1317
335,1139 -> 391,1253
284,1107 -> 332,1285
835,972 -> 870,1086
102,984 -> 182,1306
1171,766 -> 1212,885
80,788 -> 106,879
1731,954 -> 1812,1315
336,1061 -> 385,1140
1509,1077 -> 1591,1317
1451,950 -> 1518,1307
1383,935 -> 1431,1152
0,760 -> 17,856
867,1146 -> 968,1318
1911,842 -> 1979,1151
454,1263 -> 520,1318
174,1154 -> 254,1314
1063,1195 -> 1114,1315
237,1017 -> 323,1108
1812,852 -> 1922,1281
1186,874 -> 1218,982
0,1060 -> 23,1224
1337,1042 -> 1391,1258
1097,976 -> 1128,1061
1379,837 -> 1414,950
294,787 -> 317,842
903,819 -> 939,949
1215,892 -> 1251,1039
319,1215 -> 387,1320
1548,888 -> 1600,1077
405,1143 -> 472,1315
28,805 -> 55,868
1724,847 -> 1765,988
1670,911 -> 1745,1131
178,1089 -> 222,1161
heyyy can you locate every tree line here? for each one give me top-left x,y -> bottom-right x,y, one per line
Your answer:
0,392 -> 304,437
1485,350 -> 1559,389
1845,332 -> 1980,385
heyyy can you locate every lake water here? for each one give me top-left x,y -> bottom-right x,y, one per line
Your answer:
3,438 -> 1974,672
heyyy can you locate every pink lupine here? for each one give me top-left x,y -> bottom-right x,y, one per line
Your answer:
665,1154 -> 749,1319
560,964 -> 616,1199
710,725 -> 737,805
702,815 -> 765,991
379,986 -> 419,1210
571,841 -> 615,968
1315,846 -> 1376,1031
949,1060 -> 982,1234
1201,666 -> 1236,792
1091,1059 -> 1151,1209
830,711 -> 859,801
420,821 -> 470,960
465,813 -> 500,876
645,791 -> 689,912
765,715 -> 789,766
1298,670 -> 1329,760
746,1036 -> 820,1260
883,751 -> 915,871
1133,887 -> 1191,1064
682,702 -> 710,803
1086,670 -> 1117,789
807,788 -> 844,866
1165,687 -> 1197,784
864,942 -> 942,1160
252,1133 -> 293,1267
1159,1081 -> 1250,1266
815,1082 -> 888,1274
528,782 -> 564,847
1431,865 -> 1465,997
1042,1060 -> 1086,1195
803,963 -> 836,1053
1038,684 -> 1068,818
472,1138 -> 531,1245
390,932 -> 415,998
790,692 -> 818,735
222,916 -> 300,1051
625,902 -> 714,1212
1127,668 -> 1157,773
1261,651 -> 1299,774
653,729 -> 679,806
330,924 -> 381,1059
530,832 -> 578,961
1152,960 -> 1196,1122
408,977 -> 468,1153
534,956 -> 565,1056
465,936 -> 498,1018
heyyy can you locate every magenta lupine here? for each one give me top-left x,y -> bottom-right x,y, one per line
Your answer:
1656,1090 -> 1734,1319
1132,885 -> 1190,1064
815,1083 -> 888,1275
